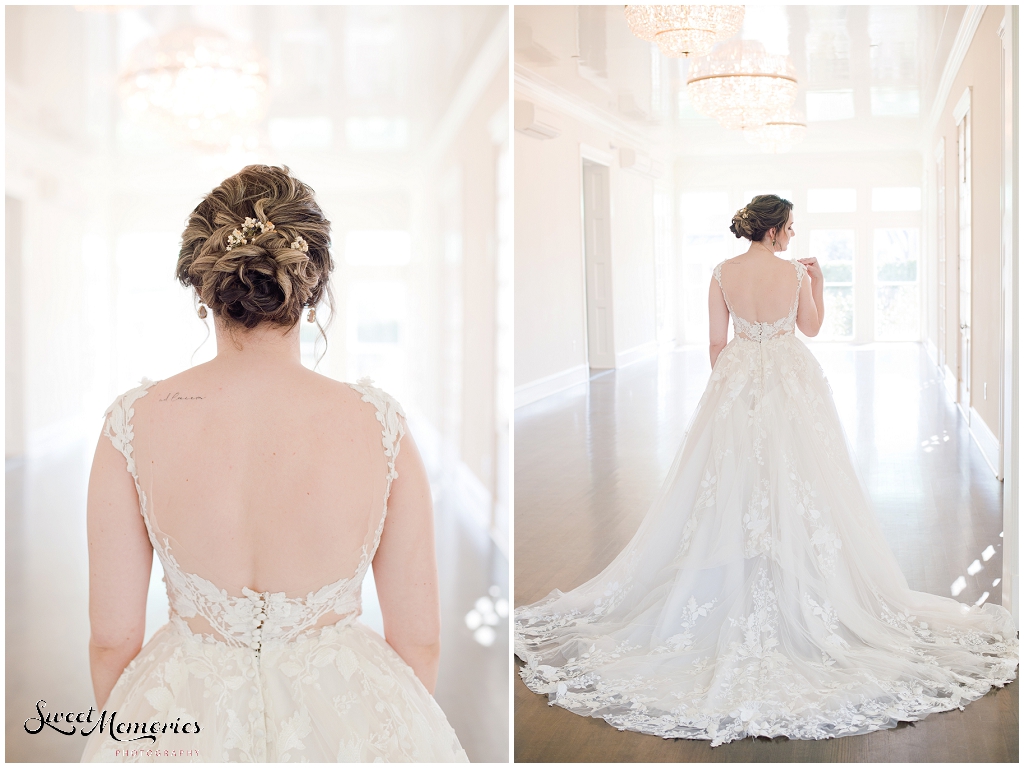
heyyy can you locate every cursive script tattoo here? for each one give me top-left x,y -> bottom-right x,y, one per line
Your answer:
158,392 -> 204,402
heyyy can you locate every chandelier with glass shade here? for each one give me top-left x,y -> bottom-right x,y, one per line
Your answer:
744,108 -> 807,153
624,5 -> 745,58
119,27 -> 269,150
686,39 -> 798,131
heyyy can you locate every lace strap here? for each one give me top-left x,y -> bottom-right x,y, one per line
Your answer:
102,379 -> 158,479
348,378 -> 407,563
789,259 -> 807,319
712,262 -> 734,314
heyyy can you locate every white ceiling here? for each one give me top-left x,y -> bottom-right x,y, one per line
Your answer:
515,5 -> 961,156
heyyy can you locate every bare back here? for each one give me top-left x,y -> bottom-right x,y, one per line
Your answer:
716,255 -> 801,325
130,365 -> 391,598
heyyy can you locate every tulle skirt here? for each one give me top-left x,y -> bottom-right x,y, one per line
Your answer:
515,334 -> 1018,746
82,618 -> 468,762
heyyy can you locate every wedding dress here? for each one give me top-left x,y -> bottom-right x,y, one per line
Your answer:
82,378 -> 468,762
514,258 -> 1018,746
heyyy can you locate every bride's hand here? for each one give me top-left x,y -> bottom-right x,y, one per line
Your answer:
798,257 -> 822,283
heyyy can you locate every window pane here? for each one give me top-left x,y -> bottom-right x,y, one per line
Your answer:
872,187 -> 921,211
344,230 -> 411,266
806,90 -> 855,121
743,189 -> 793,204
809,229 -> 854,282
807,188 -> 856,213
876,283 -> 919,340
822,286 -> 854,339
875,228 -> 918,281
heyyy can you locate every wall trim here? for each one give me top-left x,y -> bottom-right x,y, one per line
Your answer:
580,142 -> 613,167
968,406 -> 1001,479
953,86 -> 972,125
514,363 -> 589,409
927,6 -> 986,135
514,63 -> 652,150
615,340 -> 659,369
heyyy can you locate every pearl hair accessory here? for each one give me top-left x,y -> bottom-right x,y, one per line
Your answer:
226,217 -> 274,250
291,236 -> 308,253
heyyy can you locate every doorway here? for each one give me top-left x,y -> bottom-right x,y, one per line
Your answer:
581,159 -> 615,369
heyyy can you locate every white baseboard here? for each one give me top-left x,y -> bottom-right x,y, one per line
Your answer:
615,340 -> 659,369
943,364 -> 958,402
968,406 -> 1001,479
514,364 -> 588,409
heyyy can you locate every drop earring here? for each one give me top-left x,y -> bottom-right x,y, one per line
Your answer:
307,307 -> 316,323
198,304 -> 208,319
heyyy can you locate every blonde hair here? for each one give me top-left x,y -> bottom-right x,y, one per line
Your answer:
177,165 -> 333,328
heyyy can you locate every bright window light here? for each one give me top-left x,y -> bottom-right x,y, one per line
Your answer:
872,187 -> 921,211
806,90 -> 855,121
871,87 -> 920,116
807,188 -> 857,213
345,117 -> 409,151
269,117 -> 333,150
344,230 -> 412,266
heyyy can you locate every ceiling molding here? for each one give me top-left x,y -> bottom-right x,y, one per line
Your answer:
513,63 -> 652,151
926,5 -> 986,136
422,12 -> 509,169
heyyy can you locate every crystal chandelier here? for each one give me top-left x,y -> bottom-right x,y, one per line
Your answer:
119,26 -> 268,150
745,109 -> 808,153
624,5 -> 745,58
686,39 -> 798,130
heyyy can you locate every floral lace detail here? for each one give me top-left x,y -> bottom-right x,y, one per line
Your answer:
785,457 -> 842,576
743,479 -> 772,557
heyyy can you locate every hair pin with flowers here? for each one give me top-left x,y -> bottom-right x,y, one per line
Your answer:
226,217 -> 275,250
291,236 -> 308,253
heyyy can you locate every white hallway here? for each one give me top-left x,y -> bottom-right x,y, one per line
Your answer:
513,4 -> 1018,760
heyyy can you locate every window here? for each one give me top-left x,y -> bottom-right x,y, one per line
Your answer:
871,187 -> 921,211
875,228 -> 919,340
806,90 -> 855,121
807,188 -> 856,213
344,230 -> 411,266
680,191 -> 731,343
346,280 -> 407,395
809,230 -> 854,339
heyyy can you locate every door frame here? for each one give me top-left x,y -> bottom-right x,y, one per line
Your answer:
954,86 -> 972,421
579,143 -> 615,370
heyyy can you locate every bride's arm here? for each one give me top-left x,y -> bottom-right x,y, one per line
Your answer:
708,275 -> 729,368
86,431 -> 153,710
372,426 -> 442,693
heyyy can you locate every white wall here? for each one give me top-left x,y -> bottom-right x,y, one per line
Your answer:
513,98 -> 663,401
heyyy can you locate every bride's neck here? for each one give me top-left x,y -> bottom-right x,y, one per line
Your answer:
212,319 -> 303,368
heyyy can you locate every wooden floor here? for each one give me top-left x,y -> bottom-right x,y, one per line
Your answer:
514,343 -> 1017,763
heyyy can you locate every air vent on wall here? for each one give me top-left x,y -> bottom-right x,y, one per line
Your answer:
514,100 -> 561,140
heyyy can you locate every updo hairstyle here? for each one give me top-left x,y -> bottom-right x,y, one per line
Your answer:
729,194 -> 793,243
177,165 -> 333,329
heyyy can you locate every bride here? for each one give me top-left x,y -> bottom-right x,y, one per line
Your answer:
84,165 -> 467,761
514,194 -> 1018,746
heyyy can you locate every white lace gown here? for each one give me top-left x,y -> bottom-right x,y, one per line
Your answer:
82,379 -> 468,762
514,259 -> 1018,746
